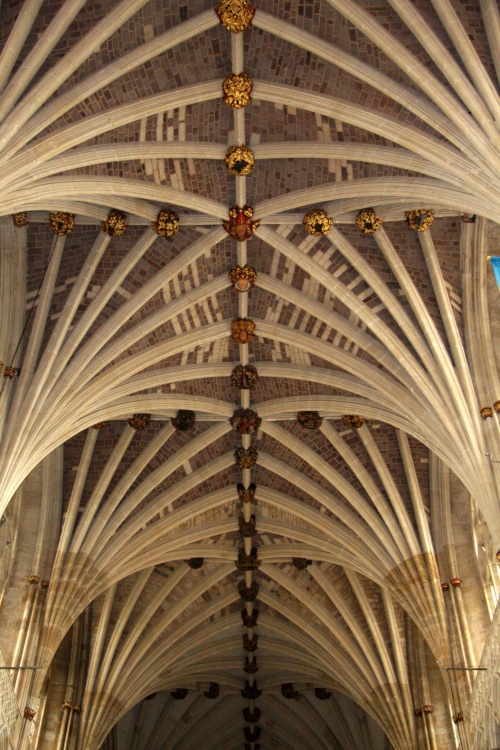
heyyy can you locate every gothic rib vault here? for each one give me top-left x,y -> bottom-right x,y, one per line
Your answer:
0,1 -> 500,749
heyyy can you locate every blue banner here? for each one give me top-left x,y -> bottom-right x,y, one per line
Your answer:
489,256 -> 500,288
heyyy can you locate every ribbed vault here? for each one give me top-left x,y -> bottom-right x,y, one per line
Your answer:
0,1 -> 499,749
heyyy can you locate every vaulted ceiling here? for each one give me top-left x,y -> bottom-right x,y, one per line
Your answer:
0,1 -> 499,749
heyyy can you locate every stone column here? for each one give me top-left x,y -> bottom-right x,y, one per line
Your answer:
0,217 -> 26,444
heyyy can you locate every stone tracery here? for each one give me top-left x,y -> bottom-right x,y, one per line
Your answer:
0,1 -> 499,749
